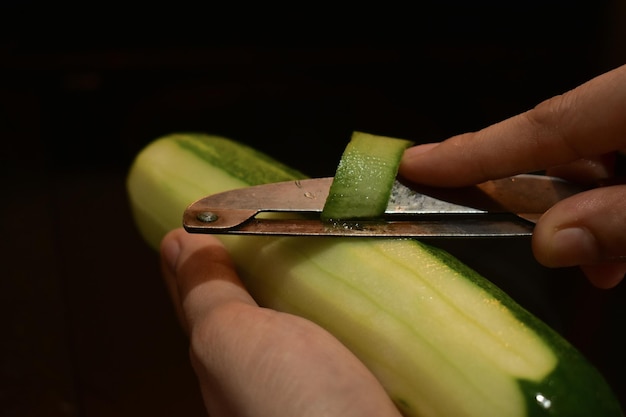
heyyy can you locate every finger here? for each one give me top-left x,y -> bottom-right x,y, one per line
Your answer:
544,154 -> 615,186
160,228 -> 256,333
400,64 -> 626,186
580,263 -> 626,289
189,303 -> 402,417
532,186 -> 626,287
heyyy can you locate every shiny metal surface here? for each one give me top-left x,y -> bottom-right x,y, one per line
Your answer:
183,174 -> 583,238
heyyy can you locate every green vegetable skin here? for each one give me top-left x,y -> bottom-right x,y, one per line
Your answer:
126,132 -> 623,417
322,131 -> 414,221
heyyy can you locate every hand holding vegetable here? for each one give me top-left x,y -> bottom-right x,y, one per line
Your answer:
160,228 -> 402,417
400,63 -> 626,288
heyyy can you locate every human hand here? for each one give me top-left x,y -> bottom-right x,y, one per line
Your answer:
399,64 -> 626,288
160,228 -> 402,417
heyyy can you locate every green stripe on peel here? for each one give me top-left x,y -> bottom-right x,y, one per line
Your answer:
321,131 -> 414,221
171,132 -> 308,185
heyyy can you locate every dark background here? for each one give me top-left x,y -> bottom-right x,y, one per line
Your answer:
2,2 -> 626,416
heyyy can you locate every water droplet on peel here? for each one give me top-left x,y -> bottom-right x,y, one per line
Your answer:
535,393 -> 552,409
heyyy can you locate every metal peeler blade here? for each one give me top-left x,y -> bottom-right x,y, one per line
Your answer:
182,174 -> 583,238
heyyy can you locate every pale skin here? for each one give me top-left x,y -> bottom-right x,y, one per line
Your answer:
160,64 -> 626,416
161,229 -> 403,417
399,63 -> 626,289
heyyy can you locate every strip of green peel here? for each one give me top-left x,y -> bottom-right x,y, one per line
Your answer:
172,133 -> 306,185
321,131 -> 414,221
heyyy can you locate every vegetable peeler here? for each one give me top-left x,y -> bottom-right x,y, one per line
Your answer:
182,174 -> 583,238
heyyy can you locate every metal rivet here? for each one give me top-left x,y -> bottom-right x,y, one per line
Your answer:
197,211 -> 218,223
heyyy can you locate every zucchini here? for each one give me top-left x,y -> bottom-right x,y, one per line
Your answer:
126,132 -> 623,417
321,131 -> 414,221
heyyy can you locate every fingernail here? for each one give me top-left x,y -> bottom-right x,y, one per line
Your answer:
549,227 -> 599,266
403,143 -> 439,159
400,143 -> 439,178
161,236 -> 182,275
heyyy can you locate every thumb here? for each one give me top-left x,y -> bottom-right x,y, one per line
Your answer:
160,228 -> 257,333
532,186 -> 626,288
